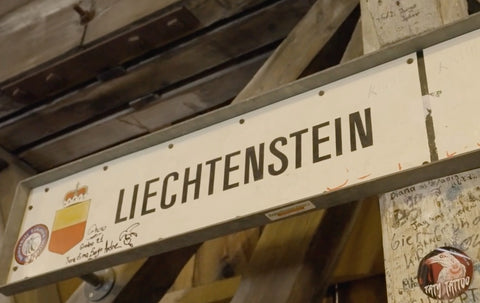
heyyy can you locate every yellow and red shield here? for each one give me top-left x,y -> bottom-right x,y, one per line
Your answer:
48,200 -> 90,255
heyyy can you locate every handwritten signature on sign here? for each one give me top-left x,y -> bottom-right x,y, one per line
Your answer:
119,223 -> 140,248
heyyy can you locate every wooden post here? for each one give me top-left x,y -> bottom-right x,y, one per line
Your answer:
0,149 -> 62,303
361,0 -> 471,302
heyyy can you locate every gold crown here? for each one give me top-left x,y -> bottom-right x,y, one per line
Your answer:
63,183 -> 88,207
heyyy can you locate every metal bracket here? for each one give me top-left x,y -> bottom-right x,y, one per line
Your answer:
82,268 -> 115,302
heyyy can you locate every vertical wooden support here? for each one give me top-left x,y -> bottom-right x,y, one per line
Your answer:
186,0 -> 359,292
0,149 -> 61,303
362,1 -> 470,302
227,0 -> 361,302
361,0 -> 467,53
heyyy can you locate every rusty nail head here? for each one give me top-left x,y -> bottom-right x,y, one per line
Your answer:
12,88 -> 27,98
73,4 -> 95,25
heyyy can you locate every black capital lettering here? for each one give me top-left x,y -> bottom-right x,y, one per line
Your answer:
289,128 -> 308,169
335,117 -> 342,156
268,137 -> 288,176
244,143 -> 264,184
161,172 -> 178,209
224,151 -> 241,190
349,108 -> 373,151
115,189 -> 127,223
312,122 -> 331,162
141,178 -> 158,216
205,157 -> 222,195
182,164 -> 202,203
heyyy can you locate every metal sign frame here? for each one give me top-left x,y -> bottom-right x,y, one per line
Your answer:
1,12 -> 480,295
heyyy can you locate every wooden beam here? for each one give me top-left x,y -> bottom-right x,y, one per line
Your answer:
160,276 -> 241,303
0,0 -> 268,121
360,0 -> 468,53
336,275 -> 388,303
0,0 -> 311,152
362,1 -> 469,302
114,245 -> 200,303
19,53 -> 269,171
66,259 -> 147,303
225,0 -> 360,302
0,149 -> 62,303
0,0 -> 84,84
84,0 -> 267,44
230,211 -> 326,303
230,202 -> 361,303
234,0 -> 359,102
177,0 -> 358,299
331,196 -> 384,283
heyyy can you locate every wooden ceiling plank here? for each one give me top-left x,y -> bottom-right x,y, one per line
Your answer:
0,0 -> 84,84
0,0 -> 85,117
0,0 -> 31,18
0,0 -> 311,152
85,0 -> 267,44
19,53 -> 268,171
1,1 -> 269,120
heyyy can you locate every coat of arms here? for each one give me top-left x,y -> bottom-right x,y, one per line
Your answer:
48,183 -> 91,254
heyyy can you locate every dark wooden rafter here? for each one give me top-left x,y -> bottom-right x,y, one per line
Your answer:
113,245 -> 200,303
0,0 -> 312,154
0,0 -> 268,117
19,54 -> 270,171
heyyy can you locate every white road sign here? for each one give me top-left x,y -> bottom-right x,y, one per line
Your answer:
1,15 -> 480,295
6,54 -> 428,285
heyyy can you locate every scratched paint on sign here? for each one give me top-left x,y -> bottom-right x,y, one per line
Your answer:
423,28 -> 480,160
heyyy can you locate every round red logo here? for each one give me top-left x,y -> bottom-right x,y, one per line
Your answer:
14,224 -> 49,265
417,247 -> 473,300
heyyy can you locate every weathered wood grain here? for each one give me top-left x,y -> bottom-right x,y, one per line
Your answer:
19,54 -> 268,171
230,211 -> 325,303
160,276 -> 241,303
1,0 -> 310,153
0,0 -> 84,84
234,0 -> 359,102
360,0 -> 468,53
363,1 -> 469,302
65,259 -> 147,303
0,0 -> 269,119
0,0 -> 31,18
0,149 -> 62,303
84,0 -> 266,44
332,197 -> 384,283
191,228 -> 260,286
113,245 -> 200,303
183,0 -> 358,296
227,1 -> 361,302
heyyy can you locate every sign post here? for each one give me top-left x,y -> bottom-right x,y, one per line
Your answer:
1,13 -> 480,295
